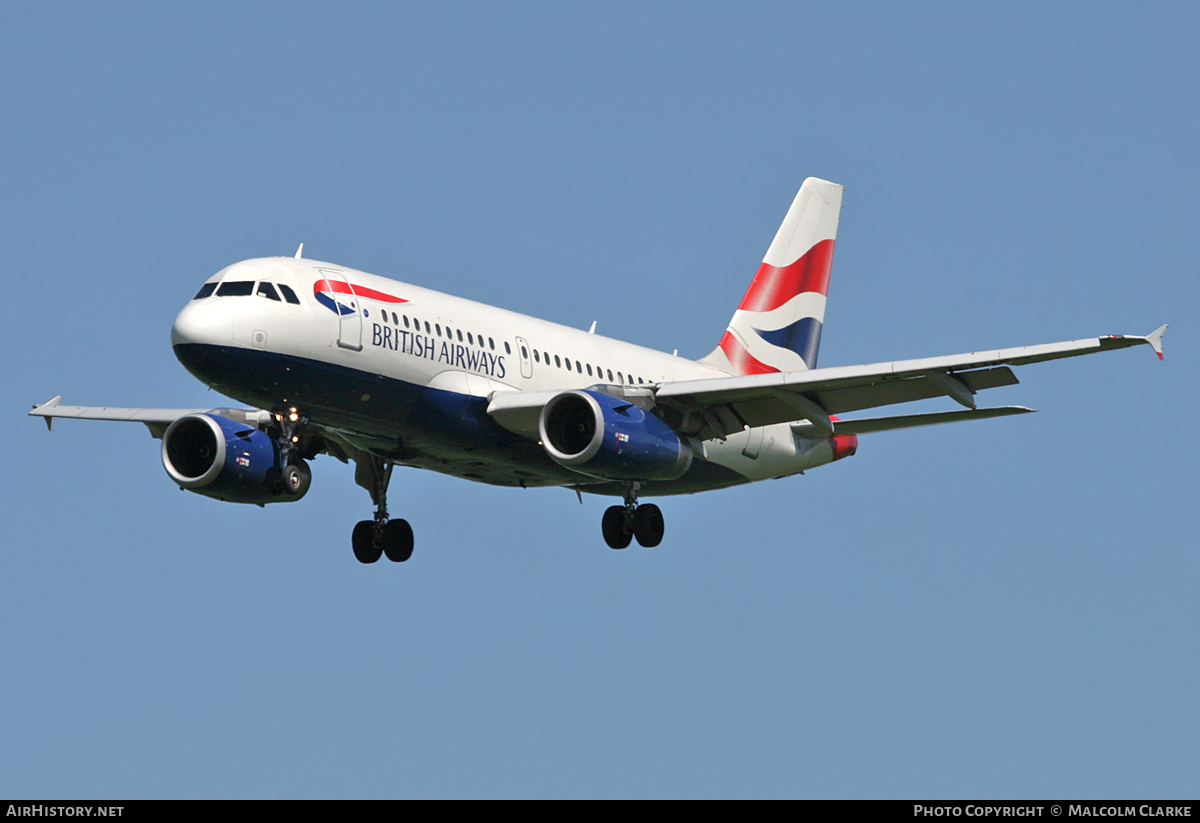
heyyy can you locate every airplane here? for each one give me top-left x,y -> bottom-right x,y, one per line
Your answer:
30,177 -> 1167,563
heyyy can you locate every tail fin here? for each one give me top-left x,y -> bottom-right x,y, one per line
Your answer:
700,177 -> 843,374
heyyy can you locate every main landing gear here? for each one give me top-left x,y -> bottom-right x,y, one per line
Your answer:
351,455 -> 414,564
602,483 -> 664,549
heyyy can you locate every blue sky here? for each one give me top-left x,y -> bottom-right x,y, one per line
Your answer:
1,3 -> 1196,798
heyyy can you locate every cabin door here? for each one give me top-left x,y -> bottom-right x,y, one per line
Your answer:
317,269 -> 363,352
514,337 -> 534,379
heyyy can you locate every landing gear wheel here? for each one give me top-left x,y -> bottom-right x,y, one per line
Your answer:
632,503 -> 664,548
382,519 -> 414,562
602,505 -> 633,549
282,461 -> 311,497
352,520 -> 382,564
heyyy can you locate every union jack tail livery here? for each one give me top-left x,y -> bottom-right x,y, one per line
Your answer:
701,177 -> 843,374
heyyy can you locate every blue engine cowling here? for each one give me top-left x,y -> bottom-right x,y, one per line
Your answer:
161,413 -> 300,504
538,390 -> 693,481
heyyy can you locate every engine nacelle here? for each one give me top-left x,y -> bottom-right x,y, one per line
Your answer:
161,413 -> 302,504
538,390 -> 692,482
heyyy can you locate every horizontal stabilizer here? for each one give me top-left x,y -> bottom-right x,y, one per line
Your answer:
792,406 -> 1035,438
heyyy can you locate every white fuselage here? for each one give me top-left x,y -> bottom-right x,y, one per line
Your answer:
170,256 -> 847,495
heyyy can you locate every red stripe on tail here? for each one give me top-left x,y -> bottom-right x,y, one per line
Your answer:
738,239 -> 835,313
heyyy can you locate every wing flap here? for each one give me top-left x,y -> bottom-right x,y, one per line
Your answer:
817,366 -> 1018,415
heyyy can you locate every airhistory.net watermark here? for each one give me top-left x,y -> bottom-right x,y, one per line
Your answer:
6,807 -> 123,817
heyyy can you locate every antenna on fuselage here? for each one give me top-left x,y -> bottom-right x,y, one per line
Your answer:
588,321 -> 597,334
294,243 -> 304,259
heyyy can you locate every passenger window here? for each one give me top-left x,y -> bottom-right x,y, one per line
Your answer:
425,322 -> 431,334
404,316 -> 410,328
505,342 -> 511,354
216,281 -> 254,297
565,359 -> 572,372
456,329 -> 463,342
488,337 -> 495,350
467,332 -> 473,345
607,369 -> 613,382
256,282 -> 281,301
575,360 -> 582,372
534,350 -> 540,363
554,355 -> 561,368
617,372 -> 624,383
435,324 -> 441,336
586,364 -> 593,377
521,346 -> 528,359
278,284 -> 300,304
193,283 -> 217,300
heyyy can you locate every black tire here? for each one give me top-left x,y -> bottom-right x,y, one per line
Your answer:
602,505 -> 633,549
282,461 -> 312,497
382,519 -> 414,562
632,503 -> 664,548
352,520 -> 382,564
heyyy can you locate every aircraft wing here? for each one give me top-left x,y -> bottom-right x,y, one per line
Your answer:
489,327 -> 1164,442
654,327 -> 1166,440
28,396 -> 271,439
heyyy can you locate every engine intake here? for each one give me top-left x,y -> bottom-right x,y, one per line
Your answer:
539,390 -> 692,482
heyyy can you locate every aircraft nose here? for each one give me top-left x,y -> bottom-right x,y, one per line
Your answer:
171,300 -> 233,347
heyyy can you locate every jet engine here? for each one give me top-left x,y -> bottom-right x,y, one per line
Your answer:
161,413 -> 307,504
538,390 -> 692,482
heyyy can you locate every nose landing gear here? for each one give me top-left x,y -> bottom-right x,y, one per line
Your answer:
602,483 -> 664,549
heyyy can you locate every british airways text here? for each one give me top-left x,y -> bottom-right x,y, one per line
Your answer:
371,324 -> 507,378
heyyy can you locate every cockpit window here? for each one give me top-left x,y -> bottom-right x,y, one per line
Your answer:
193,283 -> 217,300
256,282 -> 281,301
278,284 -> 301,304
216,281 -> 254,297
